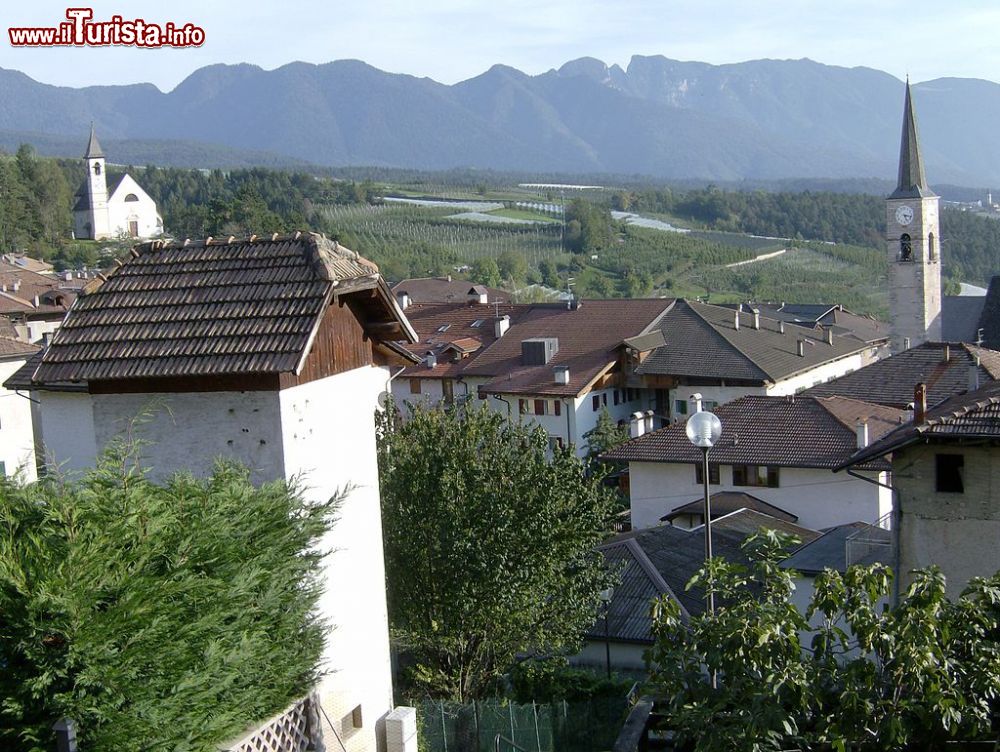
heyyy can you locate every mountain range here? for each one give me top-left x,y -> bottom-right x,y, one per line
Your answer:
2,56 -> 998,186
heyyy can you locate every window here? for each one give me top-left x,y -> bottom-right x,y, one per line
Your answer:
928,232 -> 936,261
548,436 -> 564,451
553,400 -> 561,416
613,390 -> 620,406
442,379 -> 454,405
93,162 -> 101,176
436,324 -> 451,333
674,399 -> 688,416
694,462 -> 720,485
471,319 -> 484,328
602,393 -> 608,407
534,399 -> 546,416
519,399 -> 529,414
124,193 -> 139,203
703,399 -> 718,411
900,233 -> 912,261
409,378 -> 421,394
732,464 -> 780,488
935,454 -> 964,493
593,395 -> 601,411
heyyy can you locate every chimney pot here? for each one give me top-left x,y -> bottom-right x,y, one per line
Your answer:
856,420 -> 870,449
689,392 -> 703,413
644,409 -> 655,433
969,355 -> 981,392
734,311 -> 740,331
753,310 -> 760,330
796,340 -> 805,357
942,344 -> 950,362
779,320 -> 785,334
903,337 -> 911,351
914,383 -> 927,424
825,328 -> 834,345
630,411 -> 646,439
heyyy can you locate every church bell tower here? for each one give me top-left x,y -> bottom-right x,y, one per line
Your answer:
84,124 -> 111,239
886,80 -> 941,352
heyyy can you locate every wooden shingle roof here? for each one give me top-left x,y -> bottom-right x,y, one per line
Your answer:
27,233 -> 414,385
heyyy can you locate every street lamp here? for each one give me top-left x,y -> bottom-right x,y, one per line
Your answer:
599,587 -> 613,679
685,398 -> 722,617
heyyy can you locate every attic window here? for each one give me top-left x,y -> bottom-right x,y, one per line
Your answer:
471,319 -> 484,328
124,193 -> 139,202
436,324 -> 451,333
935,454 -> 964,493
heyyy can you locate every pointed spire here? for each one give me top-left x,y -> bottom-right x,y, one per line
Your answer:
891,79 -> 935,199
84,123 -> 104,159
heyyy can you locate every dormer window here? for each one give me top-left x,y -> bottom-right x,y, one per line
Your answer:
900,233 -> 912,261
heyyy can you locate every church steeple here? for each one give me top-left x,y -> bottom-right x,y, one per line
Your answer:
891,80 -> 935,199
84,123 -> 104,159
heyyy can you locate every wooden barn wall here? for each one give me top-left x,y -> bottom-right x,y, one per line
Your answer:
279,300 -> 374,389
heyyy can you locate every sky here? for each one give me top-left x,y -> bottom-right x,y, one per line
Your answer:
2,0 -> 998,91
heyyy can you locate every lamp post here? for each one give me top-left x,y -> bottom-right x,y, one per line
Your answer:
685,398 -> 722,618
600,587 -> 613,679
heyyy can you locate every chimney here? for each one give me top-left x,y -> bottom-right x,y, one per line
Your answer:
914,383 -> 927,424
494,315 -> 510,338
644,409 -> 655,434
689,392 -> 703,413
734,311 -> 740,331
553,366 -> 570,385
32,295 -> 39,307
856,420 -> 869,449
969,355 -> 981,392
752,310 -> 760,330
825,328 -> 834,346
629,411 -> 646,439
942,344 -> 950,362
425,353 -> 437,369
796,340 -> 805,357
779,320 -> 785,334
13,280 -> 20,292
64,271 -> 73,282
396,291 -> 411,310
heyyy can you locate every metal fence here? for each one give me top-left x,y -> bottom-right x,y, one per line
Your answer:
416,697 -> 628,752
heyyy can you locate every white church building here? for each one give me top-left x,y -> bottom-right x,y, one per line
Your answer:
72,126 -> 163,240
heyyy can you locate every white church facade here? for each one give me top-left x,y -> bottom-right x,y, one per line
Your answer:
72,126 -> 163,241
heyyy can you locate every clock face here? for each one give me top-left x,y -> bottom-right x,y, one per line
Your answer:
895,205 -> 914,226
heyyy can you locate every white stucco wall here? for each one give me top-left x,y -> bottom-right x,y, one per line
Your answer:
108,174 -> 163,239
0,357 -> 37,482
766,353 -> 865,396
279,366 -> 394,752
37,391 -> 98,476
629,461 -> 889,531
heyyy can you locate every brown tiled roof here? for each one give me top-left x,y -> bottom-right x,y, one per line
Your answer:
838,378 -> 1000,469
398,301 -> 523,379
663,491 -> 799,523
392,277 -> 510,304
636,299 -> 867,383
0,262 -> 77,317
603,394 -> 904,471
25,233 -> 414,384
804,342 -> 1000,409
706,508 -> 821,544
0,337 -> 40,359
468,299 -> 673,397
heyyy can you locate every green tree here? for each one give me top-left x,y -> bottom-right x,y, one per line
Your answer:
377,402 -> 616,702
497,250 -> 528,285
583,408 -> 629,463
647,532 -> 1000,751
0,437 -> 337,751
470,256 -> 501,287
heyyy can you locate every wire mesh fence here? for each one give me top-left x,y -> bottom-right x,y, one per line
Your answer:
415,696 -> 628,752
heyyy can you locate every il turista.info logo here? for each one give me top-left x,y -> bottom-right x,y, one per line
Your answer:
9,8 -> 205,48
